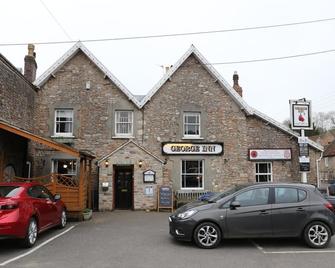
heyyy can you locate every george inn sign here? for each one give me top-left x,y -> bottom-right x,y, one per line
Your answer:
162,142 -> 224,155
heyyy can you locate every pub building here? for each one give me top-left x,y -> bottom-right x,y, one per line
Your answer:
32,42 -> 322,211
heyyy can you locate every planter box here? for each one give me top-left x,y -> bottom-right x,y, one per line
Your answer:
82,209 -> 92,220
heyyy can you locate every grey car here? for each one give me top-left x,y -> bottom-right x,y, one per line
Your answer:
169,183 -> 335,249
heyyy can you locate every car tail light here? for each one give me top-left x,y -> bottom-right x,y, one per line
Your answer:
324,202 -> 335,213
0,201 -> 18,210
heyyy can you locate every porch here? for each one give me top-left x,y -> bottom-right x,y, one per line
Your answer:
0,119 -> 95,217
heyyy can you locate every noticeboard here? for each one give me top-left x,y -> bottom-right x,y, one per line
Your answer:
157,186 -> 173,212
299,162 -> 310,172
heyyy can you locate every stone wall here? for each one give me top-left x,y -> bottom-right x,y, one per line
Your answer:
99,141 -> 164,211
0,56 -> 36,132
0,56 -> 36,180
33,51 -> 142,177
34,49 -> 322,210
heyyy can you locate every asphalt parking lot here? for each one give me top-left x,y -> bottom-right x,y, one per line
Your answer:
1,211 -> 335,268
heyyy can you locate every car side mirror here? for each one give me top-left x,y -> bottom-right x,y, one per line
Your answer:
54,194 -> 61,201
230,201 -> 241,210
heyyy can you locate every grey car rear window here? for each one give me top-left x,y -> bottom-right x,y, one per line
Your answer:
275,187 -> 307,203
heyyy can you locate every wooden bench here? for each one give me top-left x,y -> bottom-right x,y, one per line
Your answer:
175,190 -> 209,208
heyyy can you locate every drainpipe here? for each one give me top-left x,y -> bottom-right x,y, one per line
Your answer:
316,152 -> 323,188
26,161 -> 31,178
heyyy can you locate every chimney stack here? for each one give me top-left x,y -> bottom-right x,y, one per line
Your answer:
24,44 -> 37,82
233,71 -> 243,97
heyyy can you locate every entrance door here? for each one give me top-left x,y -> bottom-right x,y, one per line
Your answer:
115,166 -> 133,209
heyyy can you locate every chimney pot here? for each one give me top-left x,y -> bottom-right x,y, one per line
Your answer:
24,44 -> 37,82
232,71 -> 243,97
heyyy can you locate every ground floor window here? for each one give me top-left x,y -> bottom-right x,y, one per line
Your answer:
181,160 -> 204,189
255,162 -> 272,182
52,159 -> 77,179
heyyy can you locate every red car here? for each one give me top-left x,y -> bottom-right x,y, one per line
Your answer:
0,181 -> 67,247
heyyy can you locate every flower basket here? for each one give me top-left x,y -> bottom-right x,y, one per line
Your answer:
82,208 -> 92,221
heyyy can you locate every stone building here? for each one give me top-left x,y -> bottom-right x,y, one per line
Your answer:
33,42 -> 323,211
0,46 -> 37,180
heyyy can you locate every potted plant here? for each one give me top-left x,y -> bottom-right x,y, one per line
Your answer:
82,208 -> 92,220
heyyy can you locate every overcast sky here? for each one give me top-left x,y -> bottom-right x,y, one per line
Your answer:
1,0 -> 334,123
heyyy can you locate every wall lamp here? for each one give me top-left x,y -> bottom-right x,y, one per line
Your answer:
138,160 -> 143,168
102,182 -> 109,192
105,160 -> 109,168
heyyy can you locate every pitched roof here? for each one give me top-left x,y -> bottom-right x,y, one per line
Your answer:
324,140 -> 335,157
34,41 -> 141,107
0,54 -> 38,92
35,42 -> 323,152
98,140 -> 165,164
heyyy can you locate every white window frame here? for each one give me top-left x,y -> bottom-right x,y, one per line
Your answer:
183,112 -> 201,138
325,157 -> 329,168
51,159 -> 77,177
181,159 -> 204,190
115,110 -> 133,137
54,109 -> 74,137
255,162 -> 273,182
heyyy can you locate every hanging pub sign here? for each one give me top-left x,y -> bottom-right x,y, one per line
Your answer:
289,99 -> 313,130
249,149 -> 292,161
143,170 -> 156,183
162,142 -> 223,155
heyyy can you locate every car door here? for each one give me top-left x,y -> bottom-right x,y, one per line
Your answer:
271,187 -> 309,237
39,186 -> 59,225
225,187 -> 272,238
28,186 -> 57,230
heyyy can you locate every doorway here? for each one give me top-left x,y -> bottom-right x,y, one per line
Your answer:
114,165 -> 133,209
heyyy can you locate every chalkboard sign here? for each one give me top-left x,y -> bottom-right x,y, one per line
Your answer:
157,186 -> 173,212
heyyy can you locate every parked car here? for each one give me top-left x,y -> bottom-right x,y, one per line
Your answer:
169,183 -> 335,249
0,181 -> 67,247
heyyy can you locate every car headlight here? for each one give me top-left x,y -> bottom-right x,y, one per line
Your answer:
177,209 -> 197,219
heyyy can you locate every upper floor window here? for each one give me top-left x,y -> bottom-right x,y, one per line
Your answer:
255,162 -> 272,182
183,112 -> 200,138
55,109 -> 73,136
325,157 -> 329,168
115,110 -> 133,136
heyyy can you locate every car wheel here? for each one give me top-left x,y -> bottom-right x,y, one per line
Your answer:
58,209 -> 67,229
22,218 -> 38,248
193,222 -> 221,249
304,221 -> 331,248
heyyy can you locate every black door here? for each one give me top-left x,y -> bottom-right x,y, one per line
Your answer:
115,166 -> 133,209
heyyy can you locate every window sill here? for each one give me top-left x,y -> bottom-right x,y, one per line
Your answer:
182,136 -> 204,140
51,135 -> 75,139
112,136 -> 134,139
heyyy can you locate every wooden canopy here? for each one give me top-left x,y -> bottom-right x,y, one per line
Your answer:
0,119 -> 94,159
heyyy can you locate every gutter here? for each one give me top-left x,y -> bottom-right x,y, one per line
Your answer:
316,152 -> 323,188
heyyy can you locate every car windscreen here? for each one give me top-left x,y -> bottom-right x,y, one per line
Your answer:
208,184 -> 250,203
0,186 -> 22,197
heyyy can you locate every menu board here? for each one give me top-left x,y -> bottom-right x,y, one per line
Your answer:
157,186 -> 173,212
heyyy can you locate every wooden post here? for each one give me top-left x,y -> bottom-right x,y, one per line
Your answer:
78,158 -> 84,210
51,173 -> 57,194
87,159 -> 92,209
